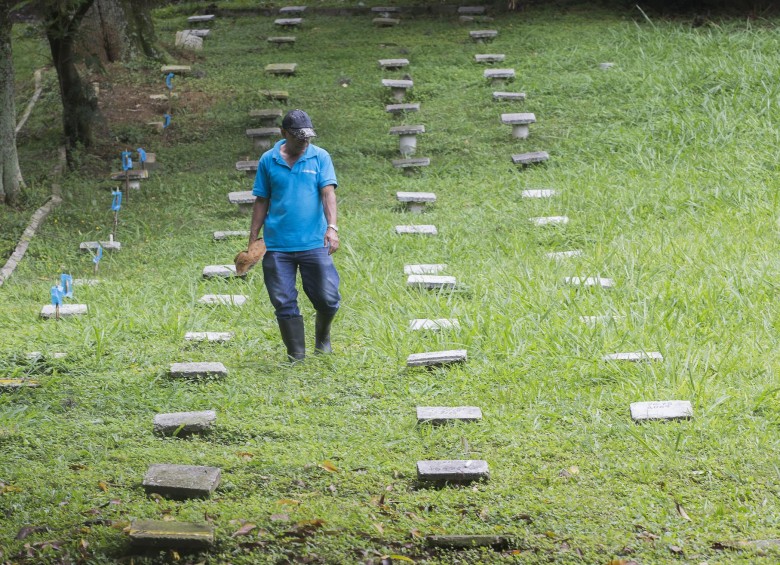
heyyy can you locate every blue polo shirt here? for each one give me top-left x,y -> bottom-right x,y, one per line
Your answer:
253,140 -> 338,252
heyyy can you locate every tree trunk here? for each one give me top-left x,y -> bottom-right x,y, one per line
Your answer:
0,3 -> 21,205
78,0 -> 164,63
44,1 -> 98,164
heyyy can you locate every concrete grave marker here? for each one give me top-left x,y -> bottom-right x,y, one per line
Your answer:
169,362 -> 227,379
160,65 -> 191,75
600,62 -> 615,70
407,349 -> 467,367
389,125 -> 425,157
373,17 -> 400,27
213,230 -> 250,240
268,36 -> 296,46
154,410 -> 217,435
417,460 -> 489,483
228,190 -> 255,213
630,400 -> 693,422
246,127 -> 281,150
279,5 -> 307,14
234,162 -> 258,178
187,15 -> 214,24
392,158 -> 430,175
0,378 -> 40,389
41,304 -> 87,318
417,406 -> 482,424
485,68 -> 515,84
395,224 -> 437,235
382,79 -> 413,102
249,108 -> 283,126
397,191 -> 435,213
198,294 -> 247,306
407,274 -> 456,289
512,151 -> 549,166
184,332 -> 234,342
129,520 -> 215,549
409,318 -> 460,331
260,89 -> 289,102
143,464 -> 221,498
522,189 -> 555,198
265,63 -> 297,76
475,54 -> 505,63
501,112 -> 536,138
530,216 -> 569,226
275,18 -> 303,28
604,351 -> 663,362
386,103 -> 420,115
110,169 -> 148,190
404,264 -> 446,275
80,241 -> 121,252
546,250 -> 582,259
379,58 -> 409,70
493,91 -> 526,102
470,30 -> 497,43
202,265 -> 239,279
175,31 -> 203,51
565,276 -> 614,288
184,29 -> 210,38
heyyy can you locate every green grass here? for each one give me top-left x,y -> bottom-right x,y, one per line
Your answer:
2,3 -> 780,563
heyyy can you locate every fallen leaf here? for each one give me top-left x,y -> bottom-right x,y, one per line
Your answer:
409,528 -> 422,539
15,526 -> 49,540
669,545 -> 684,555
170,549 -> 180,561
276,499 -> 301,506
68,463 -> 87,471
514,513 -> 534,524
231,523 -> 256,538
270,514 -> 289,522
97,481 -> 108,492
388,556 -> 414,562
636,530 -> 659,542
676,502 -> 691,521
320,461 -> 339,473
236,452 -> 254,461
373,523 -> 384,534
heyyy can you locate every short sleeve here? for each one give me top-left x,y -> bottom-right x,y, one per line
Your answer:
252,156 -> 270,198
318,151 -> 338,190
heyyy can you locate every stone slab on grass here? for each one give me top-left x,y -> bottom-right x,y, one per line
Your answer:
522,189 -> 555,198
382,78 -> 413,90
530,216 -> 569,226
546,250 -> 582,259
604,351 -> 664,363
392,158 -> 430,171
630,400 -> 693,422
260,90 -> 289,102
169,362 -> 227,379
279,5 -> 307,13
395,225 -> 437,235
185,29 -> 210,38
249,108 -> 283,121
502,112 -> 535,125
80,241 -> 121,251
409,318 -> 460,331
228,191 -> 255,206
512,151 -> 549,166
407,349 -> 467,367
0,378 -> 40,389
417,460 -> 489,483
397,191 -> 435,203
475,54 -> 504,63
40,304 -> 88,318
390,124 -> 425,136
160,65 -> 191,75
187,15 -> 214,23
184,332 -> 234,342
143,464 -> 221,498
202,265 -> 238,279
213,230 -> 250,240
265,63 -> 297,75
154,410 -> 217,435
470,30 -> 498,40
129,520 -> 215,549
427,535 -> 506,549
485,69 -> 515,80
198,294 -> 247,306
565,276 -> 614,289
379,58 -> 409,69
404,264 -> 447,275
268,36 -> 296,45
493,91 -> 526,101
234,162 -> 258,174
417,406 -> 482,424
386,103 -> 420,114
407,274 -> 456,289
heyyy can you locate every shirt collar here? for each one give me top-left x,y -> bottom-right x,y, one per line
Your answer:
272,139 -> 314,165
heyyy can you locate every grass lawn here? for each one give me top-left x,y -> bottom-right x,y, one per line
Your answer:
1,2 -> 780,563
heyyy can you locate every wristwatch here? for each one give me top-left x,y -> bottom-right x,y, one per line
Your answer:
327,224 -> 339,232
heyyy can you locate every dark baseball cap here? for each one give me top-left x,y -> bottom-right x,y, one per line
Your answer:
282,109 -> 317,139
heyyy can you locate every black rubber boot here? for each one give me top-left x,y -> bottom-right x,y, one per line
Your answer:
314,311 -> 336,354
277,316 -> 305,362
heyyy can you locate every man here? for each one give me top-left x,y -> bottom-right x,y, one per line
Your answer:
249,109 -> 340,361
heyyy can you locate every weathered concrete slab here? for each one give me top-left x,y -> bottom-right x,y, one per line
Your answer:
427,535 -> 507,549
143,464 -> 221,498
183,29 -> 210,38
397,191 -> 435,203
404,264 -> 447,275
228,191 -> 255,210
493,91 -> 526,101
407,275 -> 456,289
246,127 -> 281,139
392,158 -> 430,171
80,241 -> 121,251
630,400 -> 693,422
40,304 -> 87,318
160,65 -> 191,75
390,125 -> 425,136
379,58 -> 409,69
530,216 -> 569,226
261,89 -> 289,101
279,5 -> 307,14
234,162 -> 258,175
184,331 -> 234,342
604,351 -> 663,362
249,108 -> 283,122
202,265 -> 238,278
417,406 -> 482,424
175,31 -> 203,51
129,520 -> 215,549
169,362 -> 227,379
386,103 -> 420,114
0,378 -> 40,389
470,30 -> 497,40
395,225 -> 437,235
268,36 -> 296,45
265,63 -> 297,75
275,18 -> 303,26
409,318 -> 460,331
475,54 -> 504,63
522,189 -> 555,198
565,276 -> 614,288
485,69 -> 515,80
198,294 -> 247,306
512,151 -> 549,165
546,250 -> 582,259
407,349 -> 467,367
110,169 -> 148,181
417,460 -> 489,482
154,410 -> 217,435
187,15 -> 214,23
213,230 -> 250,240
502,112 -> 535,125
382,79 -> 413,89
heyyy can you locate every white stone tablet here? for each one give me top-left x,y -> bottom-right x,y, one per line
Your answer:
234,161 -> 258,173
382,79 -> 413,89
501,112 -> 535,124
392,158 -> 430,169
389,125 -> 425,136
198,295 -> 247,306
40,304 -> 88,318
417,406 -> 482,424
228,191 -> 255,205
407,350 -> 467,367
184,332 -> 234,342
404,264 -> 447,275
604,352 -> 663,362
409,318 -> 460,331
493,91 -> 526,101
407,275 -> 456,289
213,230 -> 249,240
475,54 -> 504,63
386,103 -> 420,114
275,18 -> 303,26
265,63 -> 297,75
522,189 -> 555,198
512,151 -> 549,165
417,460 -> 489,482
546,250 -> 582,259
202,265 -> 238,278
470,30 -> 498,39
187,15 -> 215,23
279,6 -> 307,14
530,216 -> 569,226
143,464 -> 221,498
397,191 -> 436,203
484,68 -> 515,80
565,277 -> 614,288
169,362 -> 227,378
154,410 -> 217,435
630,400 -> 692,422
80,241 -> 121,251
379,58 -> 409,69
395,225 -> 437,235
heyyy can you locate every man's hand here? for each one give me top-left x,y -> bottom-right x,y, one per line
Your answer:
324,227 -> 339,255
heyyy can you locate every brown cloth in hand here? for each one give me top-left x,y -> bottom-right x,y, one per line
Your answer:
234,239 -> 266,275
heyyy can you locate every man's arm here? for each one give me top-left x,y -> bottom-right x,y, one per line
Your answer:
321,184 -> 339,254
249,197 -> 269,246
